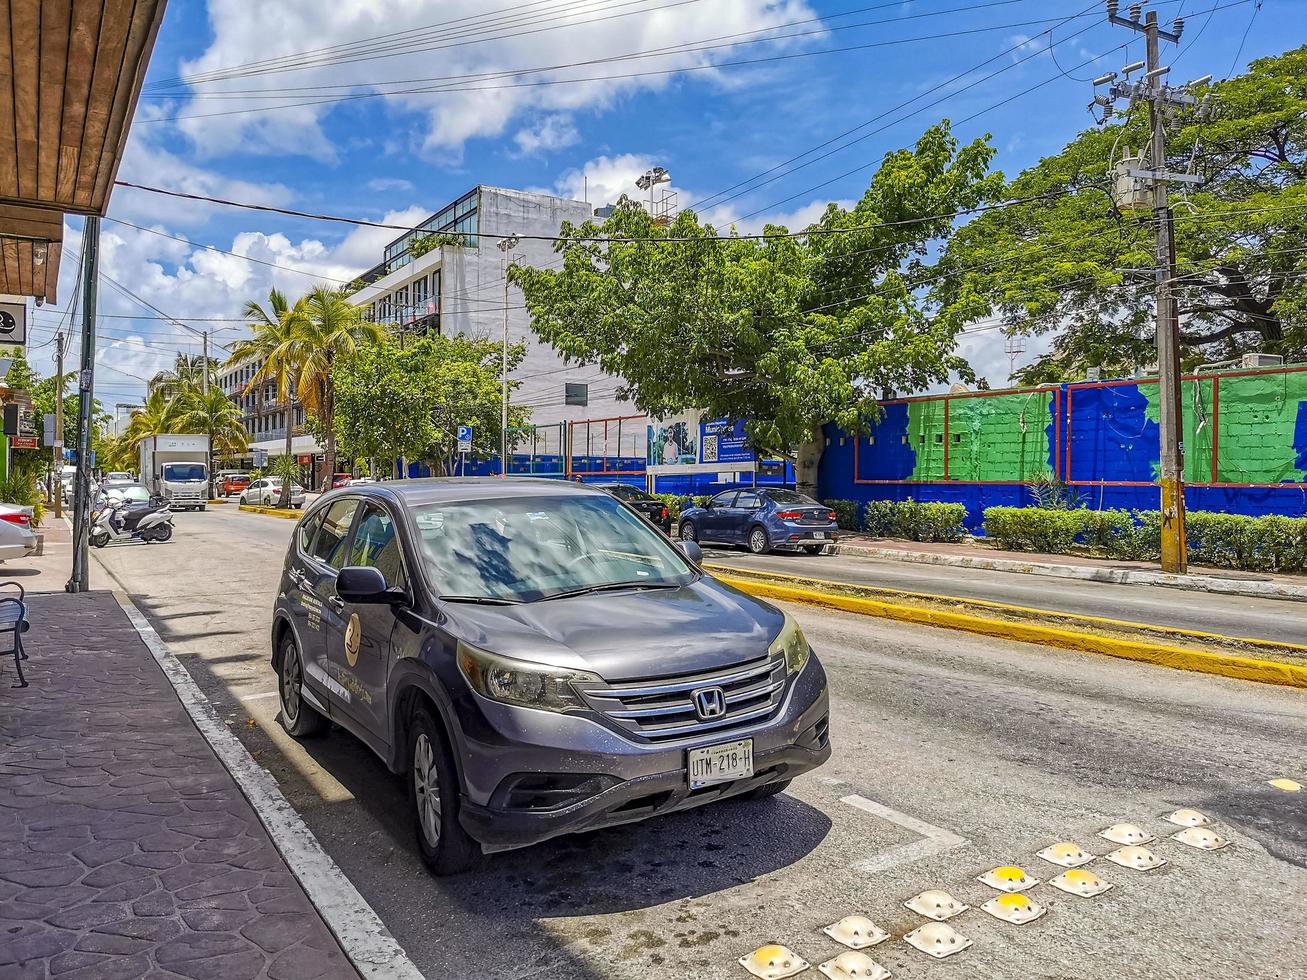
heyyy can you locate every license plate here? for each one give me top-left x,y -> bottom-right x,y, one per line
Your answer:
811,531 -> 826,539
688,738 -> 754,789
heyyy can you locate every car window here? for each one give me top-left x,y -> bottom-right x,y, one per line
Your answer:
710,491 -> 738,508
762,489 -> 820,505
349,505 -> 407,590
298,509 -> 325,554
309,498 -> 361,570
736,491 -> 763,509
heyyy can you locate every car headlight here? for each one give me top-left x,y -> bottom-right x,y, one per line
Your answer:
769,612 -> 810,674
457,642 -> 599,713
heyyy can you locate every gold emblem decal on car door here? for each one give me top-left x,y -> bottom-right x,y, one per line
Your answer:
345,612 -> 361,667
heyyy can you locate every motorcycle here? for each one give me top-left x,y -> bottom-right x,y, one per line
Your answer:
89,495 -> 174,548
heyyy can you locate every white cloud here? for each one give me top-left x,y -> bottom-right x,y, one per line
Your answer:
163,0 -> 821,159
366,177 -> 416,193
512,114 -> 580,157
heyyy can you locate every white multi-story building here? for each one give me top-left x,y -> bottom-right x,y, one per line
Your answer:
348,185 -> 631,434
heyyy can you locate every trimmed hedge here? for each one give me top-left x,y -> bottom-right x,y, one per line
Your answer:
826,498 -> 968,542
823,499 -> 862,531
982,506 -> 1307,573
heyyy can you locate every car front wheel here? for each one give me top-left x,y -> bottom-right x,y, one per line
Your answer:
748,525 -> 770,554
409,706 -> 481,875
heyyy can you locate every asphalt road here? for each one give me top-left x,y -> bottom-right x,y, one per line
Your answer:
703,547 -> 1307,644
90,505 -> 1307,979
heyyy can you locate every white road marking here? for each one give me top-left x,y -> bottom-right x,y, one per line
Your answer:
841,794 -> 969,873
240,691 -> 279,701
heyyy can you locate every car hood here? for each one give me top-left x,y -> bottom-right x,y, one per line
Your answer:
442,575 -> 785,682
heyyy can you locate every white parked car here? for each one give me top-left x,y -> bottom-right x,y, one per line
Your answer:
241,477 -> 306,508
0,504 -> 39,562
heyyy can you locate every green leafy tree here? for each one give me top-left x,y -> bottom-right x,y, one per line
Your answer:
511,122 -> 1000,493
149,352 -> 217,398
936,46 -> 1307,382
332,334 -> 529,476
175,386 -> 251,479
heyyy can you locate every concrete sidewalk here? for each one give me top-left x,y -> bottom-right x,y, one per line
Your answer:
0,591 -> 357,979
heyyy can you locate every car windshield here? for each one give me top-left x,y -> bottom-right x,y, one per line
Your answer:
162,463 -> 206,482
763,489 -> 819,505
411,492 -> 696,602
106,484 -> 151,503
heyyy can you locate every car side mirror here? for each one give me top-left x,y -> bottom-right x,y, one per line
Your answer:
676,540 -> 703,565
337,566 -> 403,605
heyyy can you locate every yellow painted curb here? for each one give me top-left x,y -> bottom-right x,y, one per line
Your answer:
713,574 -> 1307,691
703,563 -> 1307,659
238,504 -> 303,520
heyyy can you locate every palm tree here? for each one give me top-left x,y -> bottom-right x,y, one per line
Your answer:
300,285 -> 383,483
149,353 -> 215,400
229,289 -> 310,507
125,388 -> 187,449
176,387 -> 250,478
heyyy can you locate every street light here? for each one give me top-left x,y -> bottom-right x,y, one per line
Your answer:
635,166 -> 670,218
496,234 -> 521,479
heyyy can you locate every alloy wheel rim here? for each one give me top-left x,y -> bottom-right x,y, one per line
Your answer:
413,734 -> 442,847
281,647 -> 300,721
752,529 -> 766,551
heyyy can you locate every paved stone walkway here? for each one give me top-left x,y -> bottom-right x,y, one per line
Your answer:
0,592 -> 358,979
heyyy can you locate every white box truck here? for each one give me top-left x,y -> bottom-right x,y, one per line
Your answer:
139,434 -> 211,512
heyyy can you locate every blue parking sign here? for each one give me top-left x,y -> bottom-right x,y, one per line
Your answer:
457,425 -> 473,453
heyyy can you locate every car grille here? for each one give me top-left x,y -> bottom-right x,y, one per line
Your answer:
575,653 -> 788,743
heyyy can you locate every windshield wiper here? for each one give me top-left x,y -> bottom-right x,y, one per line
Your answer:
534,581 -> 681,602
440,594 -> 523,605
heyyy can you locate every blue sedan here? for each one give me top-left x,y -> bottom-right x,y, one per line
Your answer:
679,488 -> 839,554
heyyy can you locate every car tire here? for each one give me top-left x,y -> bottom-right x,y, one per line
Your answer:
741,778 -> 792,800
277,635 -> 327,738
748,525 -> 770,554
198,505 -> 206,512
409,706 -> 482,875
679,520 -> 698,543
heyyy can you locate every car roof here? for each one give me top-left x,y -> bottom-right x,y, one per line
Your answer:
329,476 -> 614,508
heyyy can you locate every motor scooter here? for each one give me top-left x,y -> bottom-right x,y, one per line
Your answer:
89,495 -> 174,547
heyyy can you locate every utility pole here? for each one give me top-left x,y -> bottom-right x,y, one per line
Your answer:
496,234 -> 520,479
1099,1 -> 1208,573
53,333 -> 64,520
67,216 -> 100,594
201,331 -> 209,396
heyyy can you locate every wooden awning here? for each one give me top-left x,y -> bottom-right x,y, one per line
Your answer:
0,0 -> 168,303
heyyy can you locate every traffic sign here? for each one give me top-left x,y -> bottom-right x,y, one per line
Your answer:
457,425 -> 473,453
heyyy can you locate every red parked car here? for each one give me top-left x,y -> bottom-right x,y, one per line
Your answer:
218,472 -> 251,497
330,473 -> 354,490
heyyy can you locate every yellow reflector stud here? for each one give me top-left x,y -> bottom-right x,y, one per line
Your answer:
817,951 -> 892,980
823,915 -> 889,950
903,889 -> 968,921
738,945 -> 809,980
981,892 -> 1046,925
1268,778 -> 1302,792
1164,808 -> 1211,828
1047,868 -> 1113,898
1098,823 -> 1155,845
977,865 -> 1039,892
1036,841 -> 1094,868
1105,845 -> 1166,871
903,921 -> 972,960
1171,827 -> 1231,851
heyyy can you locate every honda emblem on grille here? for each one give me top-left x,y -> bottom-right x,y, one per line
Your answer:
693,686 -> 727,719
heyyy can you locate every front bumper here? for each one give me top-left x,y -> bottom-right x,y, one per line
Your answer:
456,658 -> 831,851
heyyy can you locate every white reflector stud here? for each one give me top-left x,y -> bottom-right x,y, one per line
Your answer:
1105,845 -> 1166,871
1164,808 -> 1211,828
738,945 -> 810,980
817,951 -> 892,980
981,892 -> 1046,925
903,889 -> 968,921
977,865 -> 1039,892
1099,823 -> 1155,845
1036,841 -> 1095,868
903,922 -> 972,960
1171,827 -> 1230,851
1047,868 -> 1113,898
823,916 -> 889,950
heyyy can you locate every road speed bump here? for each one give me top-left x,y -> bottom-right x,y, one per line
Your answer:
980,892 -> 1047,925
1268,778 -> 1302,792
1036,841 -> 1095,868
977,865 -> 1039,892
1164,808 -> 1212,828
738,945 -> 809,979
1047,868 -> 1113,898
1170,827 -> 1231,851
1098,823 -> 1155,845
1105,845 -> 1167,871
903,889 -> 967,921
903,922 -> 972,960
817,951 -> 891,980
823,916 -> 889,950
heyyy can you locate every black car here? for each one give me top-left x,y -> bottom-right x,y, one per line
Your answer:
592,482 -> 672,533
271,479 -> 830,874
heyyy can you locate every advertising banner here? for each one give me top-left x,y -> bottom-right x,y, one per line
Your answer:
647,412 -> 699,465
699,417 -> 753,465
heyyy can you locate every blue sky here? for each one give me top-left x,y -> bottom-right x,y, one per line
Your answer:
32,0 -> 1299,408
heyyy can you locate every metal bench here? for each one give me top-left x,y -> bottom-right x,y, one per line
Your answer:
0,581 -> 29,688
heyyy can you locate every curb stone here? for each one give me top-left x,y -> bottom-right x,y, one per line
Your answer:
240,503 -> 304,519
825,542 -> 1307,602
